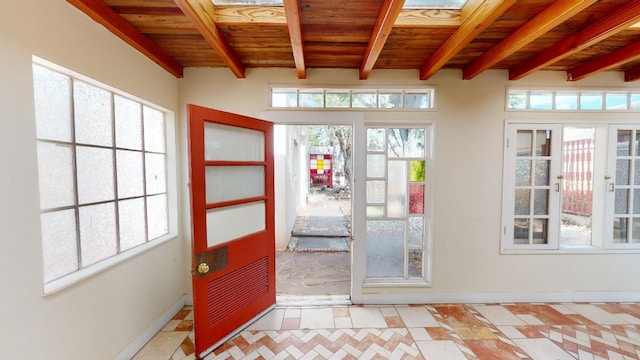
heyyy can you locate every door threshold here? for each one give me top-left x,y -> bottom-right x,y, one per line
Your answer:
276,294 -> 351,307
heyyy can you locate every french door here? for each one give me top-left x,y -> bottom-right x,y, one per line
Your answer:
187,105 -> 275,358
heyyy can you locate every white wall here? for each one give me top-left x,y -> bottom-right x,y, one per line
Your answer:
1,1 -> 185,358
180,67 -> 640,302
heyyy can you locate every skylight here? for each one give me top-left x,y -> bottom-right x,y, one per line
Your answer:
212,0 -> 468,9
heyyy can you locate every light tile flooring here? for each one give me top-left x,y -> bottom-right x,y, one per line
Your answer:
133,302 -> 640,359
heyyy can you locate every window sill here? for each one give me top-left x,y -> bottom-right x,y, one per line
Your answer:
43,233 -> 178,296
363,279 -> 432,288
501,247 -> 640,255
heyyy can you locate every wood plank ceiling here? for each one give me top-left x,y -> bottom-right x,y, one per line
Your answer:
67,0 -> 640,82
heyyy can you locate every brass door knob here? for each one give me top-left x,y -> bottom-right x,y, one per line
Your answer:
197,262 -> 210,274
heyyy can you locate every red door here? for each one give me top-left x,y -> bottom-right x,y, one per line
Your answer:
187,104 -> 275,358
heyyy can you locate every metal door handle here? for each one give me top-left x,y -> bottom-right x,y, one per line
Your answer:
197,262 -> 210,274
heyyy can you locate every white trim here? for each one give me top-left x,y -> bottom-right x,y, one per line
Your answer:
358,291 -> 640,305
115,294 -> 192,360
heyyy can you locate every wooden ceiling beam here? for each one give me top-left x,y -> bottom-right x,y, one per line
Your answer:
625,65 -> 640,82
510,0 -> 640,81
66,0 -> 184,77
567,42 -> 640,81
420,0 -> 515,81
283,0 -> 305,79
174,0 -> 245,78
463,0 -> 597,80
360,0 -> 405,80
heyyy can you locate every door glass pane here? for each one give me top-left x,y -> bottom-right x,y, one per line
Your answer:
76,146 -> 114,205
535,130 -> 551,154
618,130 -> 632,156
560,127 -> 594,248
408,249 -> 422,278
534,160 -> 549,186
367,128 -> 385,151
41,210 -> 78,283
514,219 -> 529,244
37,142 -> 75,210
613,218 -> 628,243
409,160 -> 425,182
516,130 -> 532,156
367,154 -> 386,177
79,203 -> 117,267
616,160 -> 630,185
633,219 -> 640,243
204,122 -> 264,161
515,189 -> 530,215
635,159 -> 640,185
408,217 -> 423,246
515,160 -> 531,186
366,220 -> 404,277
367,180 -> 385,203
533,190 -> 548,215
615,189 -> 629,214
115,95 -> 142,150
387,160 -> 406,217
119,198 -> 146,250
409,184 -> 425,214
74,80 -> 113,147
388,129 -> 425,158
206,166 -> 265,203
33,65 -> 72,142
532,219 -> 548,244
206,201 -> 265,247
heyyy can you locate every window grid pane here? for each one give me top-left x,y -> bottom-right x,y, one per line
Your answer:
33,62 -> 170,286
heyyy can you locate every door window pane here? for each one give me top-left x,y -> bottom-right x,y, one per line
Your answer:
408,217 -> 423,246
514,219 -> 529,244
617,130 -> 632,156
367,129 -> 385,151
515,189 -> 531,215
616,160 -> 630,185
535,130 -> 551,156
534,190 -> 548,215
613,218 -> 628,243
206,201 -> 265,247
205,122 -> 264,161
366,206 -> 384,218
409,160 -> 425,182
206,166 -> 265,203
516,130 -> 532,156
515,160 -> 531,186
408,249 -> 423,277
534,160 -> 549,186
532,219 -> 548,244
615,189 -> 629,214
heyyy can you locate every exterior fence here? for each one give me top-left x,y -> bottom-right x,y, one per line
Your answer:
562,139 -> 593,216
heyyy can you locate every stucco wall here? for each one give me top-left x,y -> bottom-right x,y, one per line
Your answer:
0,1 -> 185,358
180,67 -> 640,303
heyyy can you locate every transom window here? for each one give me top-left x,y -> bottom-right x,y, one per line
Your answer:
270,87 -> 435,110
33,59 -> 172,293
507,88 -> 640,111
502,122 -> 640,252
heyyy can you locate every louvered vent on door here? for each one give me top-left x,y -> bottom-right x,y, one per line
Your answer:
207,256 -> 269,327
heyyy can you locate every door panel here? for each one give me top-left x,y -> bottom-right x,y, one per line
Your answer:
188,104 -> 275,358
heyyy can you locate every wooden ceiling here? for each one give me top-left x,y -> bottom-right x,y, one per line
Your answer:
67,0 -> 640,82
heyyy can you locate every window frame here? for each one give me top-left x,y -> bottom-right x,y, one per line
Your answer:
502,119 -> 640,254
33,57 -> 178,295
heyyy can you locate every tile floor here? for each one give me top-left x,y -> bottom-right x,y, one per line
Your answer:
133,302 -> 640,360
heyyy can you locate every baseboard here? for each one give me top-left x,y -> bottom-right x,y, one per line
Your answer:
356,291 -> 640,305
115,294 -> 193,360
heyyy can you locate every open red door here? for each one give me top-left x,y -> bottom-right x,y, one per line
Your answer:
187,104 -> 275,358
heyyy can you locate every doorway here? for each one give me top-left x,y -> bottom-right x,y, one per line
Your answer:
273,124 -> 352,303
